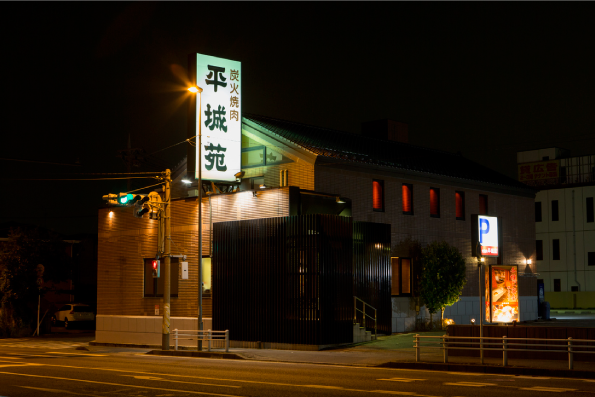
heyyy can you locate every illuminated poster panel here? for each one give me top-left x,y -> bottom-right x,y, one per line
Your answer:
195,53 -> 242,182
486,265 -> 519,323
478,215 -> 499,257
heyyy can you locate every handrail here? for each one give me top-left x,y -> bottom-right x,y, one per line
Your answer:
353,296 -> 377,338
172,329 -> 229,352
414,334 -> 594,369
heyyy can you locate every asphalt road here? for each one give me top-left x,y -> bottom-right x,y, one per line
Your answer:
1,343 -> 594,397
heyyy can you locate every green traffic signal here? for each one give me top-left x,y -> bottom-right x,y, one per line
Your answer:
118,193 -> 134,205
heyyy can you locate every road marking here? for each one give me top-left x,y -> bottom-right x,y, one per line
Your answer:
121,374 -> 241,388
0,362 -> 44,368
378,377 -> 425,382
371,391 -> 416,395
447,372 -> 483,376
304,385 -> 344,389
519,386 -> 576,393
45,351 -> 108,357
444,382 -> 497,387
0,371 -> 241,397
19,385 -> 104,396
515,376 -> 550,380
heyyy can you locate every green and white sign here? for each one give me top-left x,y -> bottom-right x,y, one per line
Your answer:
194,53 -> 241,182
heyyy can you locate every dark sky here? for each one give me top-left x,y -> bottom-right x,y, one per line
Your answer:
2,3 -> 595,236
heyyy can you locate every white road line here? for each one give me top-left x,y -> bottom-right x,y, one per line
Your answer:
378,377 -> 425,382
120,374 -> 241,388
444,382 -> 497,387
45,352 -> 107,357
0,371 -> 241,397
519,386 -> 576,393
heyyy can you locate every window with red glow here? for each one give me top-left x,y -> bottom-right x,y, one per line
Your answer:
391,257 -> 412,296
479,194 -> 488,215
373,180 -> 384,211
455,191 -> 465,220
402,184 -> 413,214
430,188 -> 440,217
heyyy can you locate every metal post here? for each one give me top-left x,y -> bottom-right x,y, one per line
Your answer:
162,169 -> 172,350
503,336 -> 508,366
479,259 -> 484,364
443,335 -> 448,363
225,330 -> 229,353
415,334 -> 420,362
568,337 -> 573,370
353,296 -> 356,324
197,87 -> 204,352
363,303 -> 366,329
174,329 -> 178,351
207,329 -> 211,352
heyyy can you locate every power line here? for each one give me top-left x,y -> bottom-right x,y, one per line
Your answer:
0,157 -> 81,166
0,176 -> 160,181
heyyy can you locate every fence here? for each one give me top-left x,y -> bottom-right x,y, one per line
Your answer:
415,334 -> 595,369
173,329 -> 229,352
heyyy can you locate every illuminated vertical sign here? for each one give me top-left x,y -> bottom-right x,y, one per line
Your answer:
195,53 -> 241,182
486,265 -> 519,323
478,215 -> 499,257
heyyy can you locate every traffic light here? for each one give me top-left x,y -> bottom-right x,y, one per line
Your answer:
152,259 -> 160,278
132,195 -> 150,218
118,193 -> 134,205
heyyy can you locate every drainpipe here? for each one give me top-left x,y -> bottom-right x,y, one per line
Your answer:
572,190 -> 581,292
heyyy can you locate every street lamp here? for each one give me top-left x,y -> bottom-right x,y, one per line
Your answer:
188,85 -> 204,351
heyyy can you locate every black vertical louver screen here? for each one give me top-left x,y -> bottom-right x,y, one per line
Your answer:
212,215 -> 391,346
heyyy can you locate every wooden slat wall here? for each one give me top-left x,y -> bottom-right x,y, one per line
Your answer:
97,188 -> 290,317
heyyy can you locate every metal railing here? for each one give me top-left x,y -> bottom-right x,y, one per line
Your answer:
414,334 -> 595,370
173,329 -> 229,352
353,296 -> 377,338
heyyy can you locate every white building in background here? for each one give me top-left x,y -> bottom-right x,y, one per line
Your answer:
517,147 -> 595,309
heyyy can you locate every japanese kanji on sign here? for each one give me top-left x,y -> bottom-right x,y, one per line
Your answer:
517,160 -> 559,184
194,53 -> 242,182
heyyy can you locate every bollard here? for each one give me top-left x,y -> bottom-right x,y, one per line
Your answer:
443,335 -> 448,363
208,329 -> 212,352
415,334 -> 420,362
225,330 -> 229,353
174,329 -> 178,351
503,336 -> 508,367
568,337 -> 573,370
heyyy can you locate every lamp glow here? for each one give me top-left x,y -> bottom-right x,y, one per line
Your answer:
480,257 -> 485,262
182,179 -> 192,184
188,86 -> 199,93
526,259 -> 532,265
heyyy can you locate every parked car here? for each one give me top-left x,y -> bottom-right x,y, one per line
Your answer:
51,303 -> 95,329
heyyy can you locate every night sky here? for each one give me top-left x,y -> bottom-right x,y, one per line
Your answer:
2,3 -> 595,236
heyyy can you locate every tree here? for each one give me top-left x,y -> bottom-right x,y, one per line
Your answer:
419,241 -> 467,329
0,227 -> 72,336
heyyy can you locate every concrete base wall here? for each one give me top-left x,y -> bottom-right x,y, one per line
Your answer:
392,296 -> 539,333
95,315 -> 212,347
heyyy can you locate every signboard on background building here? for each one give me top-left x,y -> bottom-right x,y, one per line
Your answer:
518,160 -> 559,185
478,215 -> 499,257
485,265 -> 519,323
194,53 -> 242,182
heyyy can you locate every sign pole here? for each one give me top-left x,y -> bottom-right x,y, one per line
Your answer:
162,169 -> 172,350
197,86 -> 204,352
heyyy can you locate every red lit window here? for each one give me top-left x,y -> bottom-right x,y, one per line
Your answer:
430,188 -> 440,217
479,194 -> 488,215
373,180 -> 384,211
455,191 -> 465,220
402,184 -> 413,214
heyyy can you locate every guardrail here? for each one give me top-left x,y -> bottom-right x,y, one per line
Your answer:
354,296 -> 377,338
173,329 -> 229,352
414,334 -> 595,369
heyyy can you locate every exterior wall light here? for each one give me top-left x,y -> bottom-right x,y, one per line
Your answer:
480,257 -> 485,262
182,179 -> 192,184
526,259 -> 532,265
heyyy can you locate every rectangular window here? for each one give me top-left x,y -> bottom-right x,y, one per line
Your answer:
144,258 -> 179,297
552,239 -> 560,260
479,194 -> 488,215
588,252 -> 595,266
587,197 -> 594,223
554,279 -> 561,292
536,240 -> 543,261
391,257 -> 412,296
552,200 -> 559,221
455,191 -> 465,220
372,180 -> 384,212
402,184 -> 413,215
535,202 -> 542,222
429,188 -> 440,218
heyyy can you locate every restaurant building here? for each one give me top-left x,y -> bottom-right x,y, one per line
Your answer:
95,114 -> 539,349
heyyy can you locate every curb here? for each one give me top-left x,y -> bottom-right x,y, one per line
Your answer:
377,361 -> 595,379
148,350 -> 245,360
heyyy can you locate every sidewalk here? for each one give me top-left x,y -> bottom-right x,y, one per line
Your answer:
144,332 -> 595,379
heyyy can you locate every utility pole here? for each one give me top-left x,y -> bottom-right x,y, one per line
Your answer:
197,87 -> 204,352
162,169 -> 172,350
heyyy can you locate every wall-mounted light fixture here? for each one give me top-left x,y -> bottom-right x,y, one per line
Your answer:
108,211 -> 114,218
182,179 -> 192,184
480,257 -> 485,262
526,258 -> 532,265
